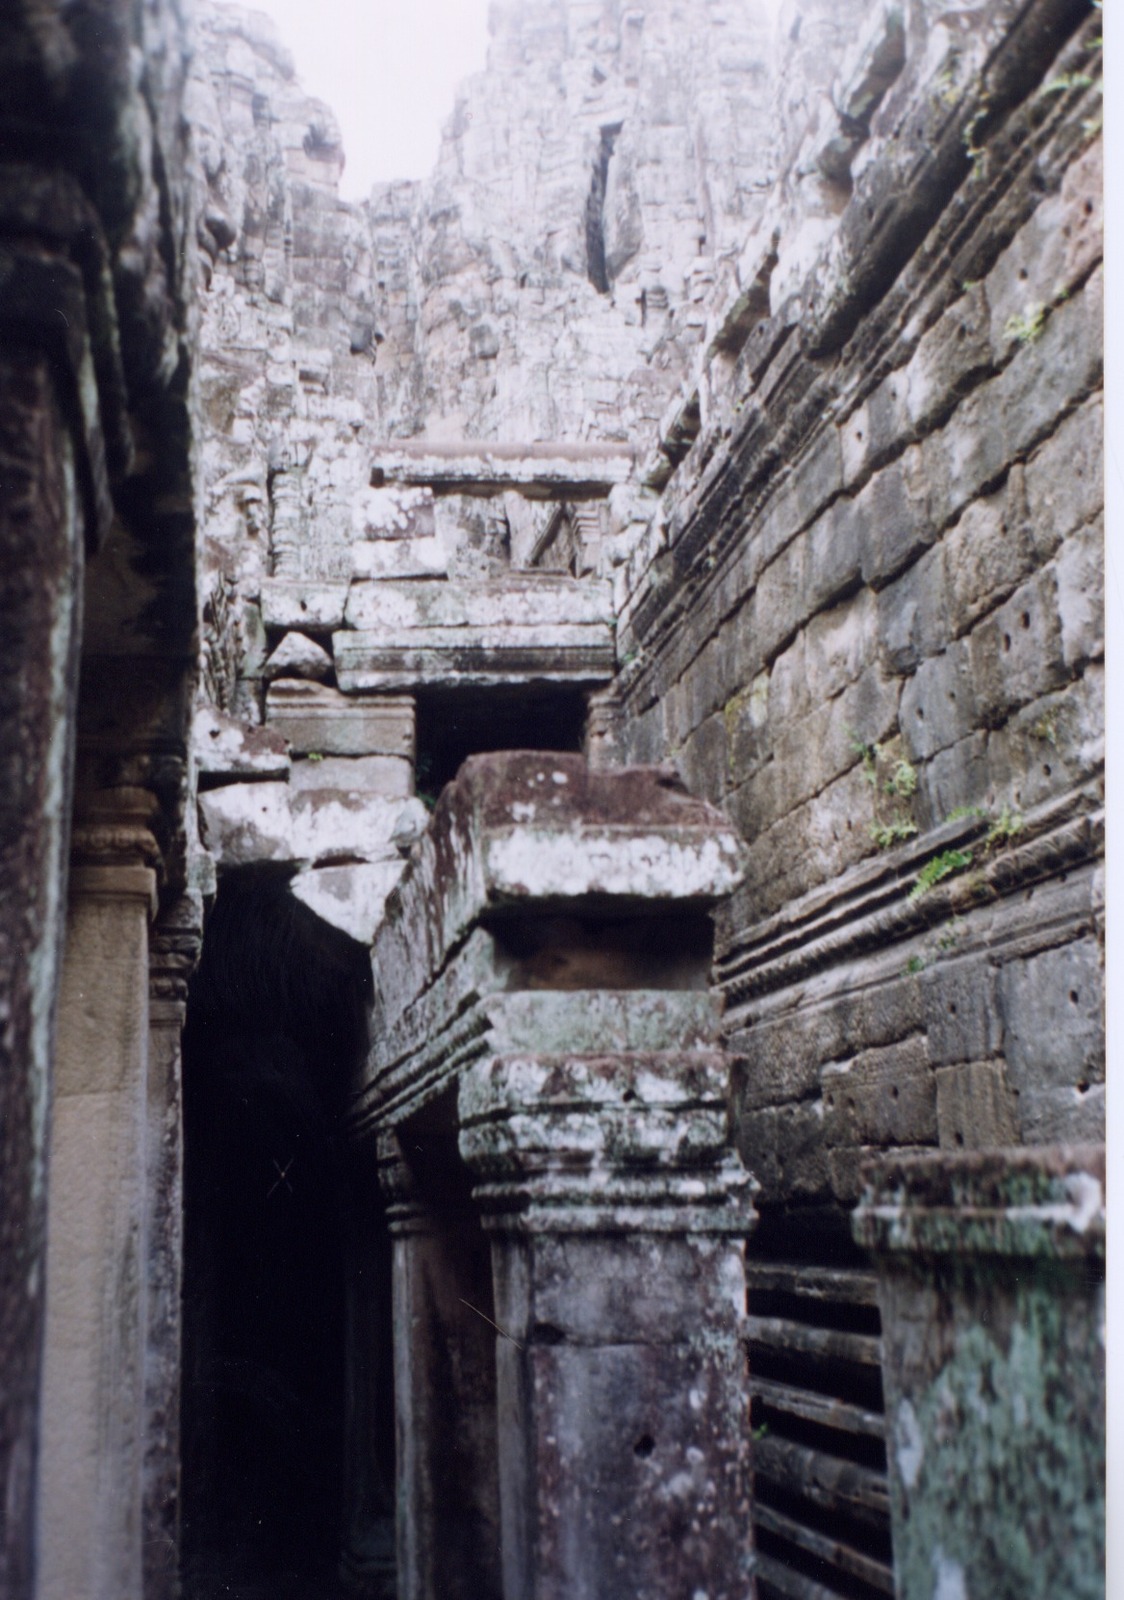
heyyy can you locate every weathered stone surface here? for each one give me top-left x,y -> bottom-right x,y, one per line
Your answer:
368,755 -> 747,1042
855,1146 -> 1105,1600
290,862 -> 407,944
38,807 -> 161,1600
0,346 -> 86,1600
344,575 -> 613,633
335,576 -> 616,692
370,441 -> 635,500
821,1035 -> 936,1151
265,680 -> 416,758
351,750 -> 752,1600
260,581 -> 350,631
350,537 -> 448,580
934,1060 -> 1020,1150
352,485 -> 437,540
2,3 -> 1107,1599
997,939 -> 1105,1098
288,754 -> 413,798
193,705 -> 291,780
920,960 -> 1003,1068
261,631 -> 334,681
198,781 -> 412,868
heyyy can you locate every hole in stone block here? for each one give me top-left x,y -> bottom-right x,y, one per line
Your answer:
633,1433 -> 656,1458
1070,989 -> 1080,1004
532,1323 -> 567,1346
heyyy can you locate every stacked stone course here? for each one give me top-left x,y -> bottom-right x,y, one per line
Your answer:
0,0 -> 1103,1595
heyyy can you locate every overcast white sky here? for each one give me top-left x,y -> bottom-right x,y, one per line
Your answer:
247,0 -> 493,197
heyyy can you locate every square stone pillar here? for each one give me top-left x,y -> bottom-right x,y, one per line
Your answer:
376,1132 -> 502,1600
853,1145 -> 1105,1600
36,791 -> 160,1600
339,1144 -> 397,1600
353,755 -> 756,1600
143,894 -> 202,1600
460,1051 -> 754,1600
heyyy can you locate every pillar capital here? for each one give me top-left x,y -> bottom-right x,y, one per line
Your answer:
70,787 -> 161,915
373,1130 -> 436,1236
459,1050 -> 755,1235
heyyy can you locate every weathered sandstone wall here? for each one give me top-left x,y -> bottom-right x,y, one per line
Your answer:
188,0 -> 1103,1217
608,0 -> 1104,1215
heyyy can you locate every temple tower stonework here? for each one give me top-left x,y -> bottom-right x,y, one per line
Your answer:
0,0 -> 1104,1597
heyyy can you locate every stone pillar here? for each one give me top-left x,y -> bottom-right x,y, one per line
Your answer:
460,1052 -> 754,1600
354,756 -> 755,1600
375,1132 -> 502,1600
853,1146 -> 1105,1600
143,894 -> 202,1600
339,1146 -> 397,1600
36,790 -> 160,1600
0,272 -> 95,1600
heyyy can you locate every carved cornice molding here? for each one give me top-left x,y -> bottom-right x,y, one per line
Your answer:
716,781 -> 1103,1015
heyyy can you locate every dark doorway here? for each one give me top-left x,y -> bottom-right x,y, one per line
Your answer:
414,685 -> 587,803
180,866 -> 392,1598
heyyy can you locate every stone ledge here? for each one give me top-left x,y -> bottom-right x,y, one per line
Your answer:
852,1143 -> 1105,1260
370,440 -> 634,500
334,575 -> 616,692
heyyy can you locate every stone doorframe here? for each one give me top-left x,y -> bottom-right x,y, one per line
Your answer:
345,752 -> 758,1600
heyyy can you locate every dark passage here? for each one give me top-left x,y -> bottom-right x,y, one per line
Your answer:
414,684 -> 587,802
181,866 -> 390,1598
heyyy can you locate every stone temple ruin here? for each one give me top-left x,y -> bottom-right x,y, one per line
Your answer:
0,0 -> 1105,1597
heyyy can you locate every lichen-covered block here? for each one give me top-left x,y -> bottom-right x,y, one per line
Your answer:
367,754 -> 748,1041
854,1147 -> 1105,1600
198,780 -> 415,868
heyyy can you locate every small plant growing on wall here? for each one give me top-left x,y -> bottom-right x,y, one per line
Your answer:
850,732 -> 919,850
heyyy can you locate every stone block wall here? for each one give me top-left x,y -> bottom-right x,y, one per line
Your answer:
610,0 -> 1103,1220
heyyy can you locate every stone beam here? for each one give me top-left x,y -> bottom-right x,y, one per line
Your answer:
370,441 -> 635,501
350,754 -> 755,1600
333,575 -> 615,693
